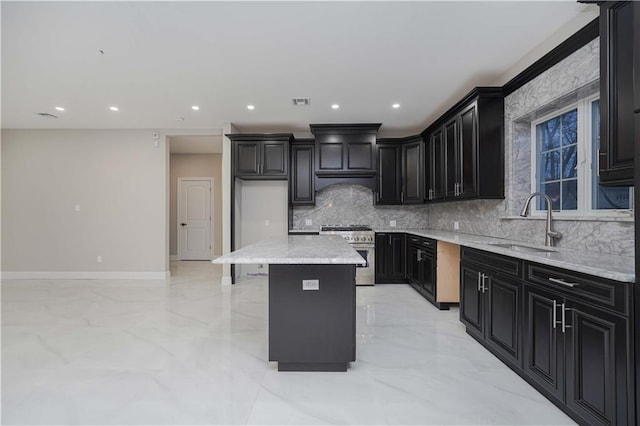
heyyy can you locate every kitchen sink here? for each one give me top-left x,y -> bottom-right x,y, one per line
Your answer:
488,243 -> 556,253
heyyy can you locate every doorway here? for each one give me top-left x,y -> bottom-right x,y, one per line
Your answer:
177,178 -> 213,260
168,135 -> 223,262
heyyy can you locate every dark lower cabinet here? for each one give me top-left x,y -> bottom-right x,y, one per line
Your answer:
461,248 -> 634,426
564,300 -> 629,426
460,257 -> 521,368
523,283 -> 565,402
374,233 -> 406,283
406,237 -> 436,302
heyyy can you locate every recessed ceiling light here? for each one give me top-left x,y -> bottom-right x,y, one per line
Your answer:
191,105 -> 200,111
331,104 -> 340,109
55,106 -> 65,112
109,106 -> 119,111
247,105 -> 255,110
392,103 -> 400,109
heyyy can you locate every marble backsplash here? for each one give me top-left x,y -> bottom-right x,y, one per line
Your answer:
425,38 -> 634,257
291,184 -> 429,230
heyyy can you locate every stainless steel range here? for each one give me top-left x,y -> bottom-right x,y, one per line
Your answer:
319,225 -> 375,286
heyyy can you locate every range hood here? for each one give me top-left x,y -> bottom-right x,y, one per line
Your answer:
310,123 -> 381,191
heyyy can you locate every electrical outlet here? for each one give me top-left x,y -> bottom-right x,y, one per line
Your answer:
389,220 -> 397,227
305,219 -> 313,226
97,255 -> 103,263
302,279 -> 320,290
454,221 -> 459,231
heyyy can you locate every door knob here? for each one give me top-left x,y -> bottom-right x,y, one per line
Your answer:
181,223 -> 187,226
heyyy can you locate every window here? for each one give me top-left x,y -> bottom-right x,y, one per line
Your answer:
531,96 -> 633,216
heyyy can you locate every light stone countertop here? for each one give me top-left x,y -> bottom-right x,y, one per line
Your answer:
376,228 -> 635,283
212,235 -> 366,265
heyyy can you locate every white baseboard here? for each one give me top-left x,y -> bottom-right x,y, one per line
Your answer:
1,271 -> 171,280
221,275 -> 232,286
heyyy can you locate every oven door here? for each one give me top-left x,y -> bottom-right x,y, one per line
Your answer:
352,244 -> 374,285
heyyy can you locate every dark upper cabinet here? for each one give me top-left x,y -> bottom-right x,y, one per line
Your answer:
375,136 -> 424,205
422,88 -> 503,203
375,143 -> 402,205
229,134 -> 292,179
310,124 -> 381,190
426,129 -> 446,201
290,141 -> 315,205
401,137 -> 424,203
374,233 -> 406,284
635,3 -> 640,111
599,1 -> 636,185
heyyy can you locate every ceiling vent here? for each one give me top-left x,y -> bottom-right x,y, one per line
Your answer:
292,98 -> 310,106
37,112 -> 58,118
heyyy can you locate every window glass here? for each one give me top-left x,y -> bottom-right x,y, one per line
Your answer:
536,109 -> 578,210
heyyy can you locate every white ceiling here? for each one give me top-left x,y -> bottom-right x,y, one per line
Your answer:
169,135 -> 223,154
1,1 -> 597,137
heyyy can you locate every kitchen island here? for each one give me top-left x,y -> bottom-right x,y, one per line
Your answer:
213,235 -> 366,371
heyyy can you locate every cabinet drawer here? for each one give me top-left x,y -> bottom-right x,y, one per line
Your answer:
407,235 -> 435,250
526,262 -> 629,315
461,247 -> 522,278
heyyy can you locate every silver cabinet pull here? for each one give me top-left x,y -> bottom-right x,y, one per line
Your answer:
477,272 -> 482,292
596,148 -> 600,177
561,303 -> 573,333
481,273 -> 488,293
549,277 -> 578,288
552,300 -> 557,329
417,249 -> 422,262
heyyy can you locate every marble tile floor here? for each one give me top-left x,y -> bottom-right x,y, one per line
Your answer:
1,261 -> 575,425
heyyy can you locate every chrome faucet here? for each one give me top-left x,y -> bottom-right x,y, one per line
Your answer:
519,192 -> 562,247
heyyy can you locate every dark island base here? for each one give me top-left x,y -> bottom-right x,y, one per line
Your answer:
268,264 -> 356,372
278,362 -> 348,372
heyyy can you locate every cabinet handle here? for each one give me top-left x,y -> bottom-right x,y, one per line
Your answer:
552,300 -> 557,329
481,274 -> 488,293
417,249 -> 422,262
561,303 -> 573,333
477,272 -> 482,292
548,277 -> 578,288
428,189 -> 433,200
596,149 -> 600,177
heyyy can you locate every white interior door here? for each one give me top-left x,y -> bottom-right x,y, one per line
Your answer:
178,178 -> 212,260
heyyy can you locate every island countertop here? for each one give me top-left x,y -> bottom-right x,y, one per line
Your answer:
212,235 -> 366,265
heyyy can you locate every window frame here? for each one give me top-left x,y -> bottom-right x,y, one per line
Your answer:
529,94 -> 633,218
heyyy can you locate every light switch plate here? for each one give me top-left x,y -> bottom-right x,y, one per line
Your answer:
454,221 -> 459,231
389,220 -> 397,227
302,279 -> 319,290
305,219 -> 313,226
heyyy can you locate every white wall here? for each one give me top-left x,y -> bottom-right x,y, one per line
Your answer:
1,129 -> 168,277
235,180 -> 288,278
169,154 -> 222,257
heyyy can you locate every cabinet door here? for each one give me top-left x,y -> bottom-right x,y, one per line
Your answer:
564,301 -> 629,426
291,144 -> 314,204
420,249 -> 436,300
389,234 -> 406,280
235,142 -> 260,176
376,145 -> 401,204
374,234 -> 389,282
459,103 -> 478,198
523,284 -> 564,402
402,141 -> 424,203
429,129 -> 446,201
347,142 -> 373,170
262,142 -> 288,176
318,143 -> 343,171
407,243 -> 421,285
599,1 -> 635,184
444,118 -> 459,198
486,274 -> 521,367
460,263 -> 483,336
